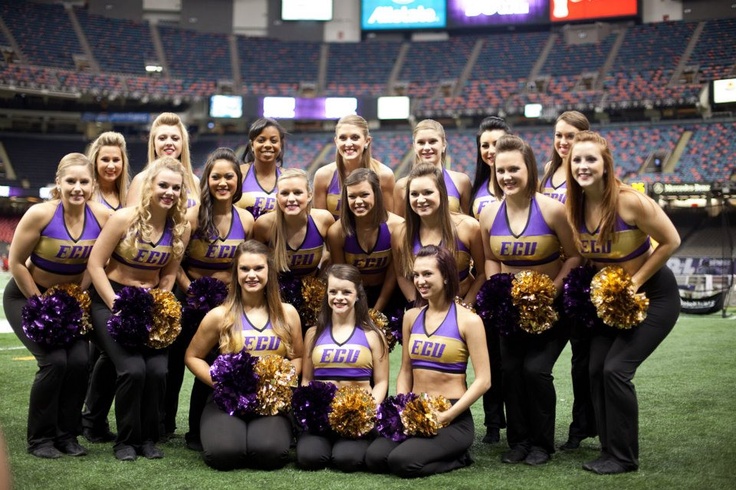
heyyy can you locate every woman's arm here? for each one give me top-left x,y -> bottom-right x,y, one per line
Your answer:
326,221 -> 346,265
283,303 -> 304,377
373,263 -> 397,312
126,173 -> 144,207
367,330 -> 389,404
158,224 -> 191,292
7,204 -> 50,298
438,311 -> 490,425
624,191 -> 681,291
544,195 -> 583,293
379,165 -> 396,214
300,327 -> 317,385
393,177 -> 407,219
312,164 -> 332,211
236,207 -> 256,240
395,308 -> 419,394
479,205 -> 501,278
391,223 -> 415,302
459,216 -> 486,305
184,307 -> 225,387
87,210 -> 130,309
452,171 -> 472,215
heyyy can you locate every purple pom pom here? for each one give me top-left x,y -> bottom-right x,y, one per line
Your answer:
107,286 -> 154,348
210,350 -> 260,417
182,277 -> 228,334
476,273 -> 519,336
563,265 -> 600,329
291,381 -> 338,434
279,273 -> 305,314
21,290 -> 84,347
376,393 -> 418,442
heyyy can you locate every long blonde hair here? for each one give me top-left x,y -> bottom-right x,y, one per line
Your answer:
334,114 -> 381,182
50,153 -> 95,200
87,131 -> 130,205
122,156 -> 188,259
218,241 -> 294,357
413,119 -> 447,166
147,112 -> 198,204
272,169 -> 312,273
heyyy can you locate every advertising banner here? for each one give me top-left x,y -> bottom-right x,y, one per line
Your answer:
361,0 -> 447,31
447,0 -> 550,28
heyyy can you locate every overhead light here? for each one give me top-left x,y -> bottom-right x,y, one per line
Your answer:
145,64 -> 163,73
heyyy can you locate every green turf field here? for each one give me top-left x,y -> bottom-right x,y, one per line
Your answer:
0,312 -> 734,489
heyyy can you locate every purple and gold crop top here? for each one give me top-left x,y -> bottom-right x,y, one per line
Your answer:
30,203 -> 102,275
241,313 -> 287,357
489,197 -> 561,267
409,302 -> 468,374
578,215 -> 651,263
312,326 -> 373,381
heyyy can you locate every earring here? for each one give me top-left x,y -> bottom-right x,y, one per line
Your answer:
443,280 -> 448,284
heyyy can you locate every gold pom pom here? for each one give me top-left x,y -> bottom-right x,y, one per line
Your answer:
511,270 -> 558,334
147,289 -> 182,349
328,385 -> 376,439
590,266 -> 649,329
454,297 -> 476,314
400,393 -> 452,437
301,276 -> 326,329
254,355 -> 296,416
46,283 -> 93,335
369,308 -> 395,351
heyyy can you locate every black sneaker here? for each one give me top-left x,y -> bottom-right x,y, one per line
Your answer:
83,427 -> 116,443
482,427 -> 500,444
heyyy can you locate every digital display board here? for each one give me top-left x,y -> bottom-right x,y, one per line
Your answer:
282,0 -> 333,21
262,97 -> 359,120
209,95 -> 243,118
362,0 -> 447,31
712,78 -> 736,105
550,0 -> 637,22
447,0 -> 550,28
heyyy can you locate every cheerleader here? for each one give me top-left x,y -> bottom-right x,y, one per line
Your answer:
185,240 -> 303,470
365,245 -> 490,477
297,264 -> 389,471
87,156 -> 191,461
167,148 -> 254,449
566,131 -> 680,474
479,135 -> 582,465
4,153 -> 111,458
235,118 -> 286,219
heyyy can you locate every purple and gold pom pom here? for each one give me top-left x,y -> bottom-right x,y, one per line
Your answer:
21,285 -> 88,347
301,276 -> 326,329
590,266 -> 649,329
376,393 -> 418,442
146,289 -> 182,349
328,385 -> 376,439
369,308 -> 398,352
182,277 -> 228,334
562,265 -> 600,329
253,355 -> 296,416
292,381 -> 338,434
400,392 -> 451,437
107,286 -> 153,348
475,273 -> 519,336
511,270 -> 558,334
47,283 -> 93,335
210,349 -> 259,417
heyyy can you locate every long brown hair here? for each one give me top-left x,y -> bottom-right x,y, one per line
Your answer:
400,164 -> 457,277
565,131 -> 624,249
492,134 -> 539,200
309,264 -> 387,357
540,111 -> 589,191
339,168 -> 387,237
218,240 -> 294,356
196,148 -> 243,241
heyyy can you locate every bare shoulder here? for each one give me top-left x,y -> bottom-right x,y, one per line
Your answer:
327,219 -> 345,240
456,305 -> 483,329
311,208 -> 336,227
386,212 -> 404,228
314,162 -> 337,180
449,168 -> 471,184
87,201 -> 114,222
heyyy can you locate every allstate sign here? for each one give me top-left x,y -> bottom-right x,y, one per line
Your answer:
361,0 -> 447,30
